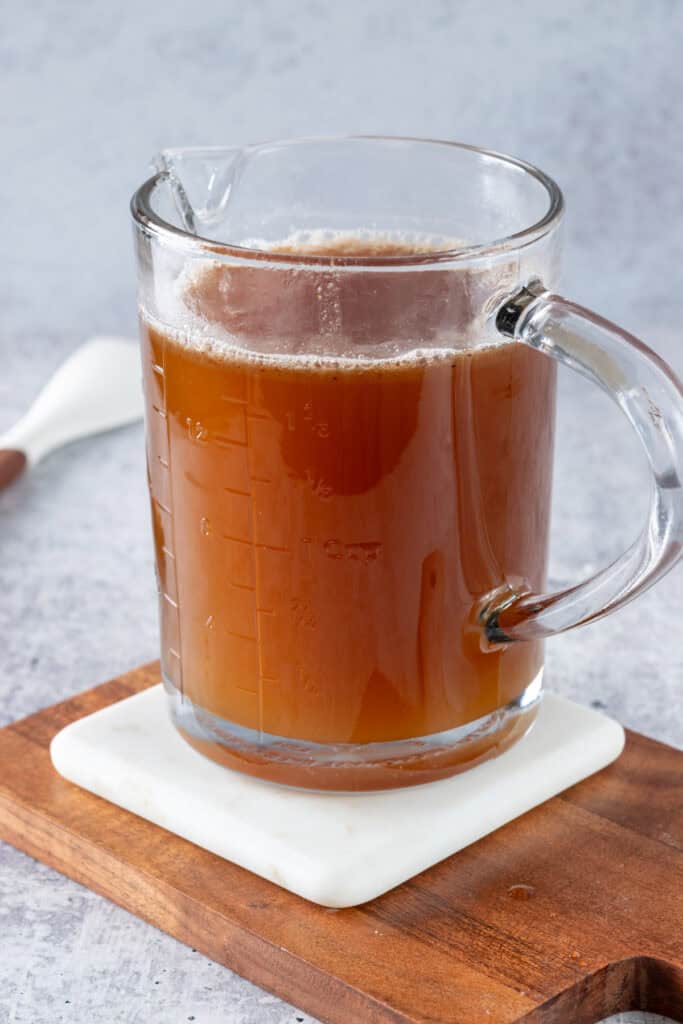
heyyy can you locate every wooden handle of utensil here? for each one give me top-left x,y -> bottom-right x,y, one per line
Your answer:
0,449 -> 27,490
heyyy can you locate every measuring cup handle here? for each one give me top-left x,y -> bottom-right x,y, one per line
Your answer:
478,283 -> 683,646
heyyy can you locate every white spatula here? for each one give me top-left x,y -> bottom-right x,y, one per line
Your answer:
0,337 -> 143,490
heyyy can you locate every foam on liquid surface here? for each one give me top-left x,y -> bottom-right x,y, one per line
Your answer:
143,231 -> 504,372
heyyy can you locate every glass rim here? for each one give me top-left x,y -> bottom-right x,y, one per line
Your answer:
130,134 -> 565,267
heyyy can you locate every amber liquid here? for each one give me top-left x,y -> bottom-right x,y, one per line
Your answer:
141,239 -> 556,786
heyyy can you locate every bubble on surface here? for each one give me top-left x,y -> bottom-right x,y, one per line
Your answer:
142,230 -> 510,372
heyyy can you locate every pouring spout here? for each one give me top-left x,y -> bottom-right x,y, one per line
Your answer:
154,147 -> 247,238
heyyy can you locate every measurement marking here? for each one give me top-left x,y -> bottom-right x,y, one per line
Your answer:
250,476 -> 271,484
245,405 -> 266,739
220,395 -> 247,405
261,675 -> 279,684
154,345 -> 185,703
220,533 -> 252,546
231,581 -> 256,592
226,630 -> 257,643
256,543 -> 288,553
235,685 -> 258,694
223,485 -> 251,497
214,437 -> 248,449
257,608 -> 274,615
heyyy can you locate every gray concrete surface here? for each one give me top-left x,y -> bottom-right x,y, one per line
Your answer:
1,1 -> 681,1021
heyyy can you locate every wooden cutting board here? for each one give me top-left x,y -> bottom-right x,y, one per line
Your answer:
0,662 -> 680,1023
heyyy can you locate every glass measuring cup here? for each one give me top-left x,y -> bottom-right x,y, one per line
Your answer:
131,137 -> 683,791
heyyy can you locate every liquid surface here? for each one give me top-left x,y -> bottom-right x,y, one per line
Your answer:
266,231 -> 463,257
141,237 -> 556,747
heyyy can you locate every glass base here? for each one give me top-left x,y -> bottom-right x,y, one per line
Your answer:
167,670 -> 543,792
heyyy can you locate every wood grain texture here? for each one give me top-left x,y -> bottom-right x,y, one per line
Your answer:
0,661 -> 680,1024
